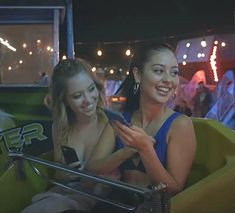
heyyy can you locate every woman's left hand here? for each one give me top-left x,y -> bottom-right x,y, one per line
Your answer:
112,121 -> 155,151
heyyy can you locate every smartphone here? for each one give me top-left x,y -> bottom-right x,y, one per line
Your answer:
61,145 -> 80,168
104,108 -> 130,127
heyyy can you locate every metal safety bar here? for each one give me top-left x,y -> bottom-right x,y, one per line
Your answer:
8,152 -> 168,211
9,152 -> 148,194
29,162 -> 136,211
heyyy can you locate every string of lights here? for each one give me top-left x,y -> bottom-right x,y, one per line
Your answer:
0,33 -> 230,83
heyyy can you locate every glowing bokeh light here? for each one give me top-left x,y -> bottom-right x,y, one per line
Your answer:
197,53 -> 202,58
186,42 -> 190,47
210,45 -> 219,82
125,49 -> 131,56
201,40 -> 207,47
221,42 -> 226,47
97,50 -> 102,56
109,69 -> 114,74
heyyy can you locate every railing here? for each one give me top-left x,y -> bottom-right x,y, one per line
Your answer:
8,152 -> 170,213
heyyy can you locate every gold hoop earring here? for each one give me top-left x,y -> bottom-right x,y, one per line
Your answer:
172,91 -> 177,100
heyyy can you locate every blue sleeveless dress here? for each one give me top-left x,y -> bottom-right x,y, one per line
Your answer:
115,111 -> 181,173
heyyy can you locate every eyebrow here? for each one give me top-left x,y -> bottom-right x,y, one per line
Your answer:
71,82 -> 95,96
152,64 -> 179,68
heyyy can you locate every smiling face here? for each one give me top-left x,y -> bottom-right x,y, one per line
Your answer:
137,48 -> 179,104
65,71 -> 99,119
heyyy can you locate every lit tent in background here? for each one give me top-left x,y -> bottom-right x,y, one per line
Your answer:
175,33 -> 235,84
175,70 -> 207,108
206,69 -> 235,130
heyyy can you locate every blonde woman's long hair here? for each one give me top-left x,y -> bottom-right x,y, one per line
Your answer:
50,58 -> 105,163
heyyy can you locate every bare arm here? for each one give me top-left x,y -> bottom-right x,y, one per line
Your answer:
86,122 -> 137,175
113,116 -> 197,195
140,116 -> 196,194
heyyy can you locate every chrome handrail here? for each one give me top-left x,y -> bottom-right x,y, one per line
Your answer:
29,162 -> 136,211
8,152 -> 169,212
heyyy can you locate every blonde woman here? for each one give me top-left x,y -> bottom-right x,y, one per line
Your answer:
22,58 -> 109,213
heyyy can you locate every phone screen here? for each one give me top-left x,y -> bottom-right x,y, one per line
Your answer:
61,145 -> 80,166
104,108 -> 130,126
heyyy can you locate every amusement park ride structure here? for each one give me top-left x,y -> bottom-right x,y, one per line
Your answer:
0,1 -> 235,213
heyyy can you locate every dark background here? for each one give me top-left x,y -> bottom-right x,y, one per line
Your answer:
62,0 -> 235,67
73,0 -> 235,42
1,0 -> 235,79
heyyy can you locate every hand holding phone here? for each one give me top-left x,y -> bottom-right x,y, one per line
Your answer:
104,108 -> 130,127
61,145 -> 81,169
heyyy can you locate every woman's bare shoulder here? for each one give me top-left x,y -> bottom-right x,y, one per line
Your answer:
175,113 -> 193,125
166,108 -> 193,129
169,113 -> 195,137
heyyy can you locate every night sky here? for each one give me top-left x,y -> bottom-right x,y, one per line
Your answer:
72,0 -> 235,41
62,0 -> 235,66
